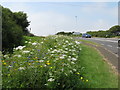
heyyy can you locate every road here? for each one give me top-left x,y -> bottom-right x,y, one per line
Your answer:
78,37 -> 119,57
76,37 -> 119,72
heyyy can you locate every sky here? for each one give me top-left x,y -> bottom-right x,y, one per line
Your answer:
1,2 -> 118,36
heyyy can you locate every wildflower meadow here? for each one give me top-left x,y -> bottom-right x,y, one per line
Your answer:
2,35 -> 89,88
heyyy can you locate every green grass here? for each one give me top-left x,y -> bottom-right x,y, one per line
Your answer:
79,44 -> 118,88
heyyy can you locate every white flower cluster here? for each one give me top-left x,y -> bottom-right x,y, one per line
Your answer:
18,67 -> 25,70
14,46 -> 26,50
46,35 -> 82,67
3,55 -> 9,58
22,50 -> 30,54
5,35 -> 82,86
13,55 -> 22,57
48,78 -> 55,82
32,42 -> 37,45
75,41 -> 81,44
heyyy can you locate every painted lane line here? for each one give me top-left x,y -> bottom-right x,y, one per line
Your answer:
90,38 -> 118,43
107,45 -> 112,47
103,46 -> 119,58
105,40 -> 118,43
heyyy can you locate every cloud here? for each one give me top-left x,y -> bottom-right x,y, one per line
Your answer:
1,2 -> 118,36
76,2 -> 118,32
28,11 -> 74,36
81,2 -> 117,18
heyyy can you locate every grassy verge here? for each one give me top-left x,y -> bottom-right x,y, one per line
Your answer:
79,44 -> 118,88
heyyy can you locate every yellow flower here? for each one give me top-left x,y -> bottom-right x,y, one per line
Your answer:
8,74 -> 10,77
80,77 -> 83,79
47,61 -> 49,63
46,63 -> 50,65
2,60 -> 4,62
28,63 -> 31,65
86,80 -> 88,82
3,63 -> 6,65
76,72 -> 80,74
50,67 -> 53,69
40,66 -> 43,68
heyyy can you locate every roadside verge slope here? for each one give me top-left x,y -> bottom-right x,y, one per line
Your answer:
79,43 -> 118,88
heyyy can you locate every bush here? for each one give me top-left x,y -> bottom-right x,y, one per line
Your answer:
87,25 -> 120,38
2,6 -> 30,53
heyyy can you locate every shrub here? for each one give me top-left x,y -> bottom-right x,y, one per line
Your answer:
2,6 -> 30,53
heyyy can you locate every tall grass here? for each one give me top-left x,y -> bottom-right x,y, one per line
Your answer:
2,35 -> 89,88
2,35 -> 118,88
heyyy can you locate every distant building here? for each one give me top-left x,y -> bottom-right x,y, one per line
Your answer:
73,32 -> 81,35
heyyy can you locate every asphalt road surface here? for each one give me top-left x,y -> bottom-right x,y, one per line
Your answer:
78,37 -> 119,57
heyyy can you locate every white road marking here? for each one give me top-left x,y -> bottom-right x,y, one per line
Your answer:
105,40 -> 118,43
107,45 -> 112,47
103,47 -> 118,57
90,38 -> 118,43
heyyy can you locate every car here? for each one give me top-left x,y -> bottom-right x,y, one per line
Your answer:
118,39 -> 120,47
82,33 -> 91,38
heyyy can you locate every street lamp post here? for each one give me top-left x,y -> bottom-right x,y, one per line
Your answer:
75,16 -> 77,31
75,16 -> 77,25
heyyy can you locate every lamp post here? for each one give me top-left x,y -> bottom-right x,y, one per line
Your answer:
75,16 -> 77,25
75,16 -> 77,31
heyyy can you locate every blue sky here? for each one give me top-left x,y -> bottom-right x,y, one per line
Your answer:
1,2 -> 118,36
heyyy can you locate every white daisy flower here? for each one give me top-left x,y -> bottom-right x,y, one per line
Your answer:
15,46 -> 25,50
14,55 -> 21,57
18,67 -> 25,70
72,58 -> 77,61
39,60 -> 44,62
22,51 -> 30,53
32,42 -> 37,45
48,78 -> 55,82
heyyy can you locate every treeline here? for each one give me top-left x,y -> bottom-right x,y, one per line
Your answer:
56,31 -> 82,36
1,6 -> 34,53
56,32 -> 74,36
87,25 -> 120,38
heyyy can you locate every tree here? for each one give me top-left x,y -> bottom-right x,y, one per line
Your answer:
2,7 -> 25,53
87,25 -> 120,38
108,25 -> 120,35
13,11 -> 30,35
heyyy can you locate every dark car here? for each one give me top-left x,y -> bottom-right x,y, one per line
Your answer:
82,33 -> 91,38
118,39 -> 120,47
